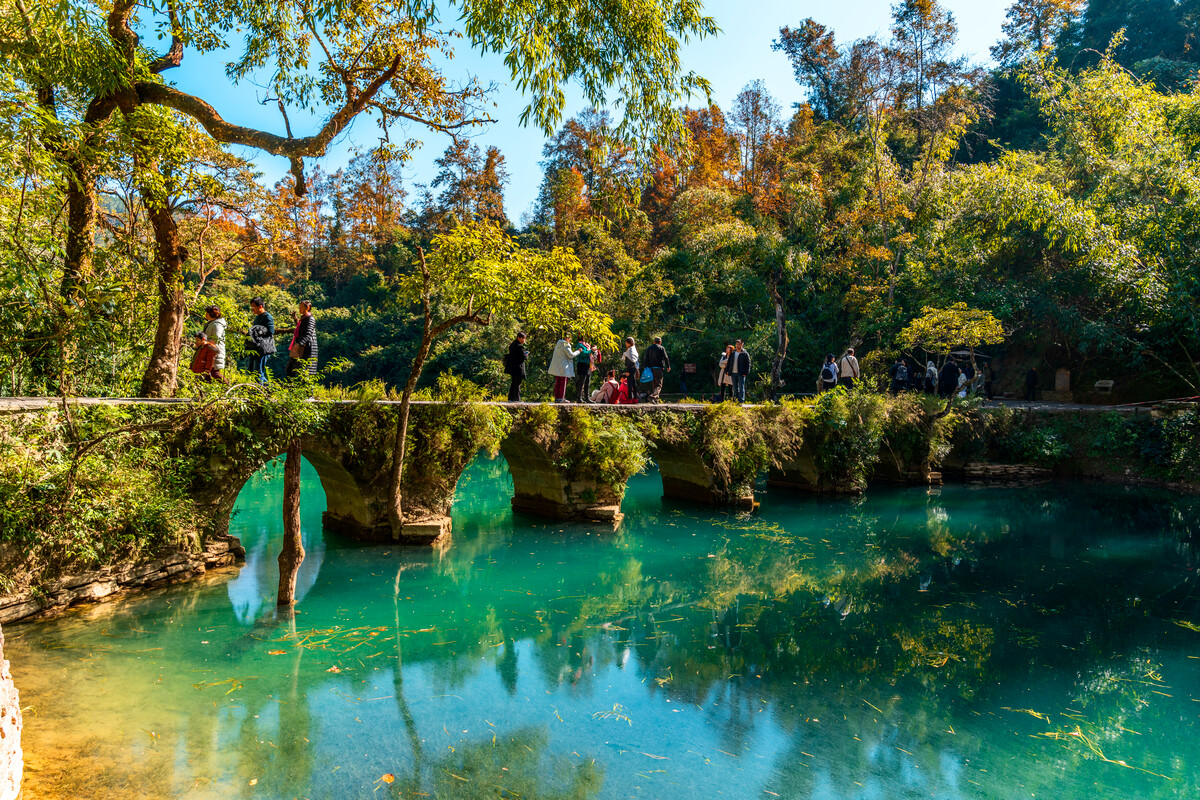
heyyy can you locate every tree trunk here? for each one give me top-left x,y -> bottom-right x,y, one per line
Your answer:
138,195 -> 190,397
386,332 -> 433,540
767,276 -> 788,401
277,439 -> 305,607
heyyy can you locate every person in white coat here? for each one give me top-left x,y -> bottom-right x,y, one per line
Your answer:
202,305 -> 228,383
548,336 -> 579,402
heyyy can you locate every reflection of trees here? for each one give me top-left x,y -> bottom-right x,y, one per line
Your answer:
389,726 -> 602,800
15,478 -> 1200,798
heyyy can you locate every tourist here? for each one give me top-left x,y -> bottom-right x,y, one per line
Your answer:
244,297 -> 275,386
622,338 -> 640,395
838,347 -> 860,391
591,369 -> 620,403
888,357 -> 908,394
643,336 -> 671,403
924,361 -> 938,394
717,345 -> 734,402
820,353 -> 838,393
282,300 -> 318,378
202,305 -> 228,383
615,374 -> 637,404
573,335 -> 594,403
189,331 -> 219,382
907,359 -> 923,392
504,332 -> 528,402
938,358 -> 961,397
1025,366 -> 1038,402
729,340 -> 751,402
548,334 -> 579,403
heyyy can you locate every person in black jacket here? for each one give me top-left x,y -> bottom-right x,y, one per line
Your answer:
937,358 -> 961,397
643,336 -> 671,403
505,332 -> 528,402
727,340 -> 751,402
245,297 -> 276,385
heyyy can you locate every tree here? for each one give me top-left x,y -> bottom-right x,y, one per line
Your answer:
730,80 -> 783,199
991,0 -> 1084,67
7,0 -> 717,396
476,146 -> 510,227
386,222 -> 614,538
898,303 -> 1006,357
431,139 -> 483,225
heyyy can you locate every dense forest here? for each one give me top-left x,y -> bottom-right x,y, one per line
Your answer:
4,0 -> 1200,402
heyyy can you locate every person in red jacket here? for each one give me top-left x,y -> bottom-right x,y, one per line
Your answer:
189,332 -> 219,382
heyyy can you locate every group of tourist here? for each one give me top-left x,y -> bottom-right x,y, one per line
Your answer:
188,298 -> 318,385
505,333 -> 755,405
189,303 -> 1001,405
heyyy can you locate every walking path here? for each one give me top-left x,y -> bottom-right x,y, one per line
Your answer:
0,395 -> 1173,413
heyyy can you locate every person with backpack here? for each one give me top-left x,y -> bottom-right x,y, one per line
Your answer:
243,297 -> 276,385
504,332 -> 528,402
643,336 -> 671,403
820,353 -> 838,393
548,335 -> 579,403
888,357 -> 909,394
838,348 -> 860,391
591,370 -> 620,403
572,335 -> 594,403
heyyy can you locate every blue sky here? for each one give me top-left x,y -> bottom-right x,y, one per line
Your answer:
172,1 -> 1010,221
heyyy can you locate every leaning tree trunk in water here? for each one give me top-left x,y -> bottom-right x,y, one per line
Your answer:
138,189 -> 189,398
278,439 -> 305,607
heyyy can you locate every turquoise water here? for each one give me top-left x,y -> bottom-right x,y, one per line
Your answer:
8,458 -> 1200,799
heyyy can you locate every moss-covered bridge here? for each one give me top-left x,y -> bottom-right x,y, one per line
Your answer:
5,394 -> 1167,551
180,394 -> 1001,547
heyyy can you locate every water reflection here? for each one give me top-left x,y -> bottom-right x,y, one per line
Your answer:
225,458 -> 327,623
6,456 -> 1200,799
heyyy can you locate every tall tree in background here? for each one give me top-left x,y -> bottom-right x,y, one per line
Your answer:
991,0 -> 1084,66
476,146 -> 510,227
730,80 -> 783,199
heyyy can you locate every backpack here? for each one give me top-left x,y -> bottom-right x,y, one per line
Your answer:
822,363 -> 838,383
895,363 -> 908,381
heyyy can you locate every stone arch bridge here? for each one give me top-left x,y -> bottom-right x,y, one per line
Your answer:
189,400 -> 943,547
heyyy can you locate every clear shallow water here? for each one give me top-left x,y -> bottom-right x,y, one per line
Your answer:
9,458 -> 1200,800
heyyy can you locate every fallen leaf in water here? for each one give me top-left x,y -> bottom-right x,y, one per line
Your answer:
381,774 -> 395,783
268,650 -> 287,655
248,778 -> 257,785
327,665 -> 341,673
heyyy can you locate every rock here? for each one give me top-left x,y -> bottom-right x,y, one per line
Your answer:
0,626 -> 22,800
0,533 -> 246,624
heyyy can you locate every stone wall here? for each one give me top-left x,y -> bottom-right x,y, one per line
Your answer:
0,534 -> 244,625
0,626 -> 21,800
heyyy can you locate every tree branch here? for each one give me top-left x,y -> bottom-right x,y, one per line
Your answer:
133,51 -> 404,158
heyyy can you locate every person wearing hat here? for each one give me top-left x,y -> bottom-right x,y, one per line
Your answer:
643,335 -> 671,403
